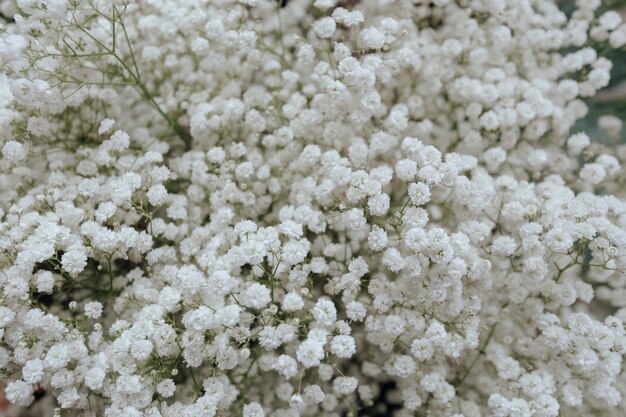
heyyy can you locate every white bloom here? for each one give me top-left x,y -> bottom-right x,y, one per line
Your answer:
274,354 -> 298,380
240,283 -> 271,309
85,367 -> 106,390
313,17 -> 336,39
304,384 -> 325,404
5,380 -> 34,407
567,132 -> 590,155
333,376 -> 358,394
156,379 -> 176,398
312,298 -> 337,327
2,140 -> 25,162
44,344 -> 70,370
282,291 -> 304,312
35,270 -> 55,293
297,339 -> 325,368
396,159 -> 417,181
408,182 -> 431,206
98,118 -> 116,135
147,184 -> 168,206
243,402 -> 265,417
84,301 -> 103,319
330,335 -> 356,358
22,359 -> 44,384
60,248 -> 87,278
1,1 -> 625,415
411,339 -> 434,361
361,27 -> 386,50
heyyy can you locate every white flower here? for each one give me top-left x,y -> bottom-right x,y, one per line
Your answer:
274,354 -> 298,380
368,192 -> 390,216
384,315 -> 406,337
61,248 -> 88,278
330,335 -> 356,358
304,384 -> 325,404
408,182 -> 431,206
243,402 -> 265,417
346,301 -> 367,322
297,339 -> 325,368
147,184 -> 168,206
2,140 -> 25,162
382,247 -> 405,272
1,0 -> 626,415
22,359 -> 44,384
491,236 -> 517,256
98,118 -> 116,135
5,380 -> 34,407
289,393 -> 305,412
313,0 -> 336,9
44,344 -> 70,370
84,301 -> 103,319
85,367 -> 106,390
580,163 -> 606,185
312,298 -> 337,327
396,159 -> 417,181
35,270 -> 55,293
567,132 -> 590,155
282,291 -> 304,312
108,130 -> 130,152
390,355 -> 416,378
361,27 -> 386,50
130,339 -> 154,360
480,111 -> 500,131
281,239 -> 310,265
313,17 -> 336,39
599,11 -> 622,31
411,339 -> 434,361
240,283 -> 271,309
333,376 -> 358,394
156,379 -> 176,398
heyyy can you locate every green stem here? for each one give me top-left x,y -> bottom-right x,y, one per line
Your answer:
454,323 -> 497,388
188,366 -> 201,397
73,7 -> 191,149
107,257 -> 114,292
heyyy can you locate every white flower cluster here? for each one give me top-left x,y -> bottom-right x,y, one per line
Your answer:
0,0 -> 626,416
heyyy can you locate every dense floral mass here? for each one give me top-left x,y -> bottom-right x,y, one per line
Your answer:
0,0 -> 626,416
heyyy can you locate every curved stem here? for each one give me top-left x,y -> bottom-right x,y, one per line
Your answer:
454,323 -> 497,388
